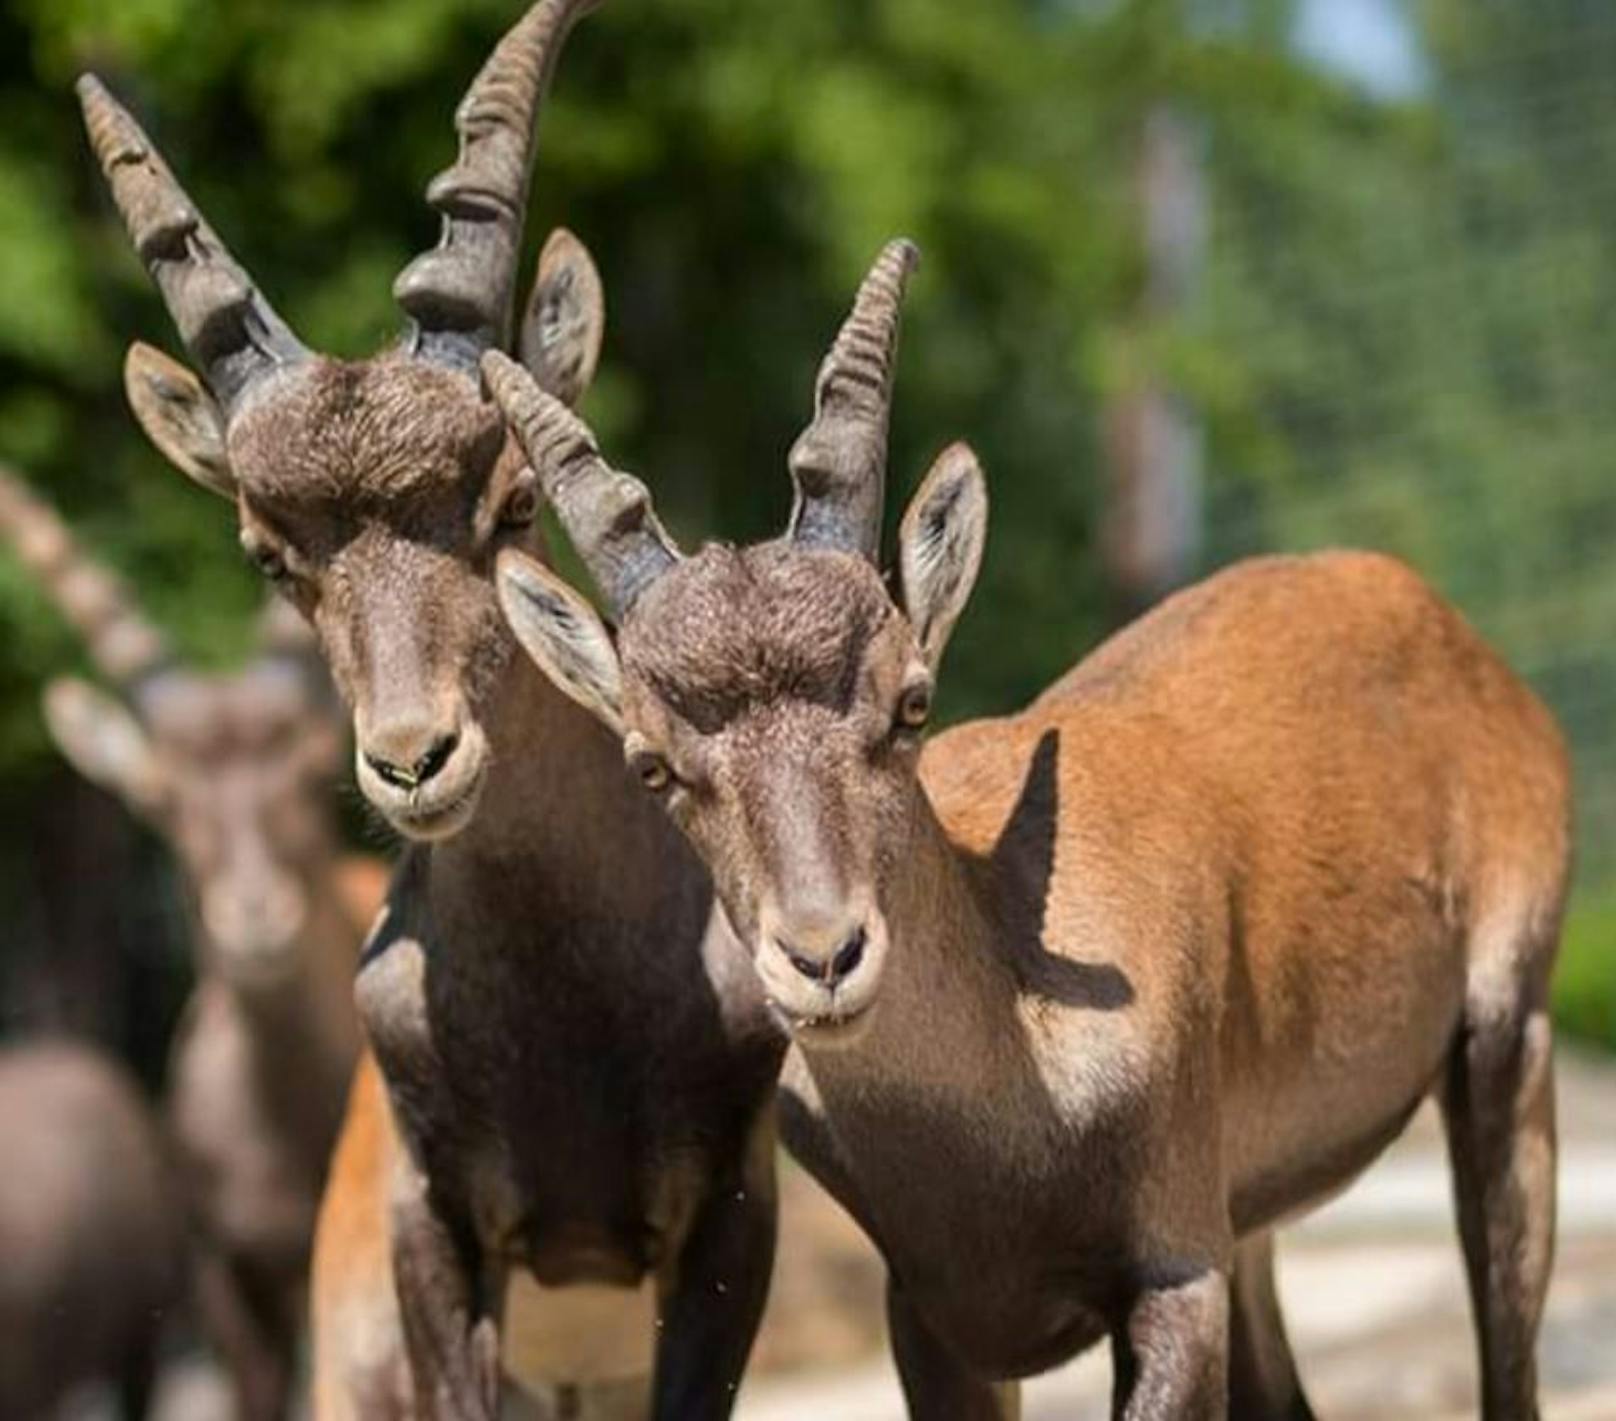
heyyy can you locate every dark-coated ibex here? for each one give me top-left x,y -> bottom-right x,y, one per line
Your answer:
0,418 -> 375,1421
80,3 -> 784,1416
0,1039 -> 185,1420
489,239 -> 1570,1421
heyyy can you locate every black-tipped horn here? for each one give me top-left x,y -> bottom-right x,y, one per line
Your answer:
396,0 -> 603,373
481,350 -> 679,618
77,75 -> 309,416
787,239 -> 920,561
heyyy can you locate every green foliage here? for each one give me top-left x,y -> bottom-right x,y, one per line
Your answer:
0,0 -> 1613,1048
1557,887 -> 1616,1052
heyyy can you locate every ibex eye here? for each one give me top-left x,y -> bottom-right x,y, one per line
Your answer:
243,537 -> 288,581
501,482 -> 540,529
630,750 -> 672,793
896,683 -> 932,731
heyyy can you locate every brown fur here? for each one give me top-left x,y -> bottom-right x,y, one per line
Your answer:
109,235 -> 786,1420
0,458 -> 373,1421
594,541 -> 1568,1421
0,1041 -> 185,1419
127,669 -> 370,1421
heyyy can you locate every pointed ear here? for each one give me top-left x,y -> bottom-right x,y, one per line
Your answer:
41,677 -> 167,815
898,443 -> 988,674
496,549 -> 624,735
519,228 -> 605,411
123,342 -> 235,499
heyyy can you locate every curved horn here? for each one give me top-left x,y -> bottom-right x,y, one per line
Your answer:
787,239 -> 920,561
396,0 -> 603,372
481,350 -> 679,617
0,462 -> 173,694
77,75 -> 309,416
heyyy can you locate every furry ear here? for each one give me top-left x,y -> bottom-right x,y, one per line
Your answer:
898,443 -> 988,673
496,549 -> 624,734
123,342 -> 235,499
42,677 -> 167,815
519,228 -> 605,411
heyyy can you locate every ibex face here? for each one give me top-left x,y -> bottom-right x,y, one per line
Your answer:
218,355 -> 524,841
80,0 -> 605,842
617,544 -> 922,1032
490,241 -> 987,1036
50,658 -> 346,987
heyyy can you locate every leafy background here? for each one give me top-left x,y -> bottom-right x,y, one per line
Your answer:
1,0 -> 1613,1068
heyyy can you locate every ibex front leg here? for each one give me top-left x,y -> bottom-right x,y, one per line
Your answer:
887,1280 -> 1021,1421
391,1159 -> 499,1421
651,1114 -> 778,1420
1110,1268 -> 1229,1421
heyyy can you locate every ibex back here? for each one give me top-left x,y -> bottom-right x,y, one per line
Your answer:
489,240 -> 1570,1421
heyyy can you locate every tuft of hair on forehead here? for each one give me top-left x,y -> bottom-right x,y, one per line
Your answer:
227,353 -> 503,508
619,542 -> 895,733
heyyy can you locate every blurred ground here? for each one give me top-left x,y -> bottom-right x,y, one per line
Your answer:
87,1046 -> 1615,1419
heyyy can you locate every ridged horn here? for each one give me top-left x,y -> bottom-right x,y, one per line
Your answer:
396,0 -> 603,372
0,462 -> 174,694
77,75 -> 310,417
787,239 -> 920,561
481,350 -> 679,617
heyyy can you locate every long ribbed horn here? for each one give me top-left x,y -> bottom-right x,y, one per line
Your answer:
0,463 -> 173,693
77,76 -> 309,417
481,351 -> 679,617
787,239 -> 920,561
396,0 -> 603,373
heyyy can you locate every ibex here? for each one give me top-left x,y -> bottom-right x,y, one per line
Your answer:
80,2 -> 784,1416
0,1039 -> 185,1419
0,416 -> 375,1421
488,240 -> 1571,1421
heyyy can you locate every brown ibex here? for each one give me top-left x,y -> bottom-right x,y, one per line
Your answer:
0,1039 -> 185,1419
79,3 -> 784,1416
0,420 -> 375,1421
488,240 -> 1571,1421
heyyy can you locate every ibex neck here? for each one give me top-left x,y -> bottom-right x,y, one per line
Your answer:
439,649 -> 676,895
221,886 -> 361,1085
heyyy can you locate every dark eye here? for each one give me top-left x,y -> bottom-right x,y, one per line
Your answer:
630,748 -> 673,793
895,682 -> 932,733
500,479 -> 540,529
243,534 -> 288,582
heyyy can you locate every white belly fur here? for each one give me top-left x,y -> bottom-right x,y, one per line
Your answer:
501,1271 -> 657,1390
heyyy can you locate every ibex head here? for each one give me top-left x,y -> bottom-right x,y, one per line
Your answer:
0,357 -> 346,988
80,0 -> 605,841
490,241 -> 989,1037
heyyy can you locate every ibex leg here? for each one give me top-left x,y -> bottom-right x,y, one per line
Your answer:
1227,1232 -> 1315,1421
886,1279 -> 1020,1421
1439,953 -> 1556,1421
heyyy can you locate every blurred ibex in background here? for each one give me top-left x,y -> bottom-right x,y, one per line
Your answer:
0,1039 -> 184,1419
491,239 -> 1571,1421
0,375 -> 380,1419
80,1 -> 785,1416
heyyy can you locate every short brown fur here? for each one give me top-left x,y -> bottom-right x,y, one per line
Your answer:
495,244 -> 1569,1421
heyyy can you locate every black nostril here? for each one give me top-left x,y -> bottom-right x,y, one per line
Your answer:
831,927 -> 866,981
365,733 -> 458,791
779,928 -> 867,986
365,752 -> 413,790
781,941 -> 823,982
413,733 -> 458,785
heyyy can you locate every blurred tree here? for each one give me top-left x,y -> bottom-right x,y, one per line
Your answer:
4,0 -> 1616,1048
